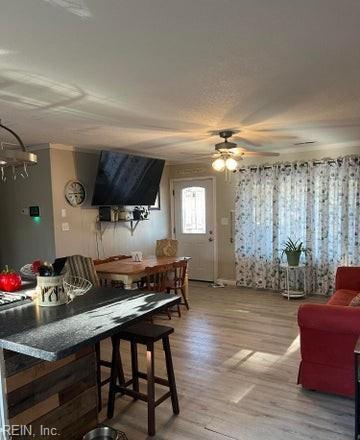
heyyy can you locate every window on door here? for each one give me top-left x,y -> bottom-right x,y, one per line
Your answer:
181,186 -> 206,234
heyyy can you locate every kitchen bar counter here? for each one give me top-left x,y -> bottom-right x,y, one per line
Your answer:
0,288 -> 180,439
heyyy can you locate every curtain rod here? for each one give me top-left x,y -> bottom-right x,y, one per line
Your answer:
236,155 -> 359,172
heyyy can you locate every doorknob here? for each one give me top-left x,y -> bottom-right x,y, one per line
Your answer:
208,237 -> 214,242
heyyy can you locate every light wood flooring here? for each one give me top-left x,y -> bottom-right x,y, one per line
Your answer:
99,282 -> 354,440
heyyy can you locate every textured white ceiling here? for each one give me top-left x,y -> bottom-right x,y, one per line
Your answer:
1,0 -> 360,160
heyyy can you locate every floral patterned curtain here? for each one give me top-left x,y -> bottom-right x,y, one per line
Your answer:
235,155 -> 360,295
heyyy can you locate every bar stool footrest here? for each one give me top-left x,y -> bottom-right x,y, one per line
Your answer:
137,371 -> 169,387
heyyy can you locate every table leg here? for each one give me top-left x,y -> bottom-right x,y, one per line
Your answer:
184,270 -> 189,300
355,353 -> 359,440
0,349 -> 9,440
123,275 -> 134,290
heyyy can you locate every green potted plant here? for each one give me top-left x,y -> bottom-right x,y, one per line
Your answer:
281,238 -> 306,266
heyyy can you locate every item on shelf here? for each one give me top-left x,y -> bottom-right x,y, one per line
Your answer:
132,206 -> 142,220
133,206 -> 149,220
0,266 -> 22,292
118,209 -> 133,221
141,206 -> 149,220
131,251 -> 143,262
281,237 -> 306,266
99,206 -> 118,222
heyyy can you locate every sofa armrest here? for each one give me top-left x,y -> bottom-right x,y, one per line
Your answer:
335,266 -> 360,291
298,303 -> 360,335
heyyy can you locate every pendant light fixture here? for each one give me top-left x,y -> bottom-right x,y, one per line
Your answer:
0,120 -> 37,182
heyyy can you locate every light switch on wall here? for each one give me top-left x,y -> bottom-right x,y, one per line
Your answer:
62,222 -> 70,231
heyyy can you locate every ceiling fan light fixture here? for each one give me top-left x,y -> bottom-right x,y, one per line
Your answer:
212,157 -> 225,172
225,157 -> 238,171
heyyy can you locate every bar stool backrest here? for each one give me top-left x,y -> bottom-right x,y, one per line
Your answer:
66,255 -> 100,287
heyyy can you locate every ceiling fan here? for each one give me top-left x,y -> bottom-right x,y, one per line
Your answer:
210,130 -> 279,172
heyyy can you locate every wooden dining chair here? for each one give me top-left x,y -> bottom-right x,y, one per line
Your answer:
166,259 -> 189,317
143,264 -> 174,319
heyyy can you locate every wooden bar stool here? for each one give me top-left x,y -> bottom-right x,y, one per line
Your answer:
95,339 -> 125,411
107,323 -> 180,436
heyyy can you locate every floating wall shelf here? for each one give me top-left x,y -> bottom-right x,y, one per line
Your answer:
98,218 -> 149,236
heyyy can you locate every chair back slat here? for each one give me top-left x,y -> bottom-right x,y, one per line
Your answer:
173,260 -> 187,288
66,255 -> 100,287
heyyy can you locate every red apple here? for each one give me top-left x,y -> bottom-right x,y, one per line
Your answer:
0,266 -> 22,292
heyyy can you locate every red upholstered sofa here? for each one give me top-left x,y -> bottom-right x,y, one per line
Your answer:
298,266 -> 360,398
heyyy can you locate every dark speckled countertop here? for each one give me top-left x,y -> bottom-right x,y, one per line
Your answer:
0,287 -> 180,361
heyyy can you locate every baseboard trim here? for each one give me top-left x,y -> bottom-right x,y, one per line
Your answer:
216,279 -> 237,286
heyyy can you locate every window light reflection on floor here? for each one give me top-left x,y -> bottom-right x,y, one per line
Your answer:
230,384 -> 256,404
283,335 -> 300,358
224,349 -> 281,373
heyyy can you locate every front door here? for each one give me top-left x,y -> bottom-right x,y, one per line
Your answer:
172,178 -> 215,281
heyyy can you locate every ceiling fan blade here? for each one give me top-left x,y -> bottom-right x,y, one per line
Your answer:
240,151 -> 280,157
233,136 -> 262,147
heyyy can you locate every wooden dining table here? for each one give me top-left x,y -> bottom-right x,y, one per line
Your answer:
95,256 -> 191,299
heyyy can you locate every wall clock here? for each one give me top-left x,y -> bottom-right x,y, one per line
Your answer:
64,180 -> 86,207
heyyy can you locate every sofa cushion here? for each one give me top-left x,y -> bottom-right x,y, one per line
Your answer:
327,289 -> 359,306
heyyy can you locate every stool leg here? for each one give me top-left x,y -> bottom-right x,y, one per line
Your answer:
162,336 -> 180,415
107,336 -> 120,419
95,342 -> 102,411
116,340 -> 125,387
147,342 -> 156,436
131,341 -> 139,396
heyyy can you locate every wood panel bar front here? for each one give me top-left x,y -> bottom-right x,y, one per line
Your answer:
4,348 -> 98,440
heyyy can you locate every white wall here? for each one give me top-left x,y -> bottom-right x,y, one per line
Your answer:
49,147 -> 171,259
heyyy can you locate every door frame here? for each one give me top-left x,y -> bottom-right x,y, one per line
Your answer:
170,176 -> 218,281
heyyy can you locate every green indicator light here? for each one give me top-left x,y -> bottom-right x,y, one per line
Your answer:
33,216 -> 41,224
